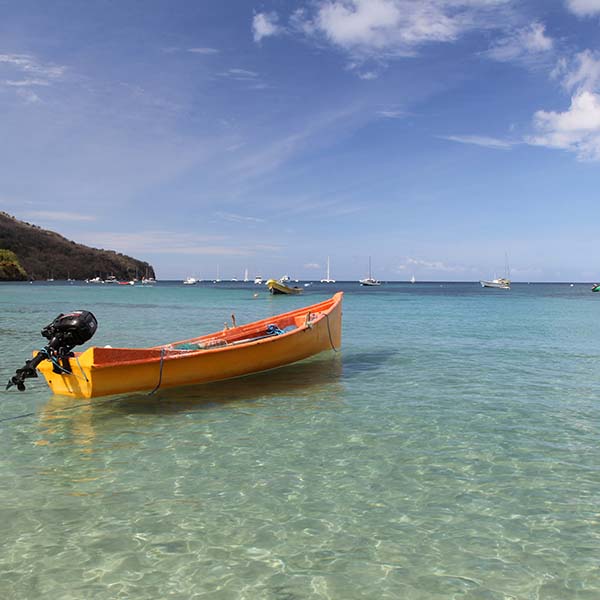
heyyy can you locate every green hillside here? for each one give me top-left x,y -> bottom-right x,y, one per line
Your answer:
0,212 -> 155,281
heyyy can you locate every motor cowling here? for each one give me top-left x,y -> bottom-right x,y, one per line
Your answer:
6,310 -> 98,392
42,310 -> 98,352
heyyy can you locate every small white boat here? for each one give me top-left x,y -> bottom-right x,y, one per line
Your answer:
85,276 -> 104,284
183,277 -> 199,285
320,257 -> 336,283
481,254 -> 511,290
480,278 -> 510,290
254,276 -> 263,285
410,275 -> 416,284
359,257 -> 381,286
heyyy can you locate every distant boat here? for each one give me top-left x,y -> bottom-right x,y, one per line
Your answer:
481,254 -> 511,290
183,277 -> 198,285
320,257 -> 336,283
359,257 -> 381,286
244,268 -> 249,282
410,274 -> 416,284
254,275 -> 263,285
480,278 -> 510,290
592,284 -> 600,292
105,275 -> 119,284
266,278 -> 303,295
86,276 -> 104,284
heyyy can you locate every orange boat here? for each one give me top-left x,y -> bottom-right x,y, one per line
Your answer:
30,292 -> 343,399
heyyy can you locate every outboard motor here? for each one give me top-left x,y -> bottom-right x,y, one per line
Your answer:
6,310 -> 97,392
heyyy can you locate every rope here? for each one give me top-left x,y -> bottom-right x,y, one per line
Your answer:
148,348 -> 166,395
324,313 -> 339,353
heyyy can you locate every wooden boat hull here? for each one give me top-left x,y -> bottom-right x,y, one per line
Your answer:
266,279 -> 303,295
37,293 -> 343,398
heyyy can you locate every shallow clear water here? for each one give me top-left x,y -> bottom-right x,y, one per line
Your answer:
1,281 -> 600,599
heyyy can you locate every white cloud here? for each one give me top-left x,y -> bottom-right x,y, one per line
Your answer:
486,22 -> 553,64
565,0 -> 600,16
441,134 -> 515,149
253,12 -> 281,42
529,50 -> 600,161
292,0 -> 512,57
529,90 -> 600,160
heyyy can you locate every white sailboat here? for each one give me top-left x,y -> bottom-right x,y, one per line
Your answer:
410,274 -> 416,284
243,268 -> 249,283
359,257 -> 381,286
320,257 -> 336,283
480,254 -> 511,290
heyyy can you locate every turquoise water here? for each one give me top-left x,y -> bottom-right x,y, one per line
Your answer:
1,281 -> 600,599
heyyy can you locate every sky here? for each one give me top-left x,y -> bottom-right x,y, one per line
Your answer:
1,0 -> 600,281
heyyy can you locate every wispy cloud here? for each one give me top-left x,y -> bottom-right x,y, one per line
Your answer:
77,231 -> 263,256
485,22 -> 553,65
214,211 -> 265,224
253,12 -> 282,42
23,210 -> 96,222
222,68 -> 260,80
565,0 -> 600,17
188,47 -> 220,54
3,78 -> 50,87
0,53 -> 66,102
440,134 -> 516,150
0,54 -> 66,79
396,257 -> 472,273
376,108 -> 405,119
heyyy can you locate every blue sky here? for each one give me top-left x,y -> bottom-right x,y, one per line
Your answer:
2,0 -> 600,281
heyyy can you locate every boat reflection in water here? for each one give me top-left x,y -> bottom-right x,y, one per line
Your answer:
35,355 -> 344,447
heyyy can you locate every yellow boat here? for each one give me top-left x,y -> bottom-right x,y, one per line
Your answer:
31,292 -> 343,398
266,278 -> 303,295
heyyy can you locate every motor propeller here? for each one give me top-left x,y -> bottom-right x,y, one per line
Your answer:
6,310 -> 97,392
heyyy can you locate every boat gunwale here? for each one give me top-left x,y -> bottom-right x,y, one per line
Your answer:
81,292 -> 342,369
